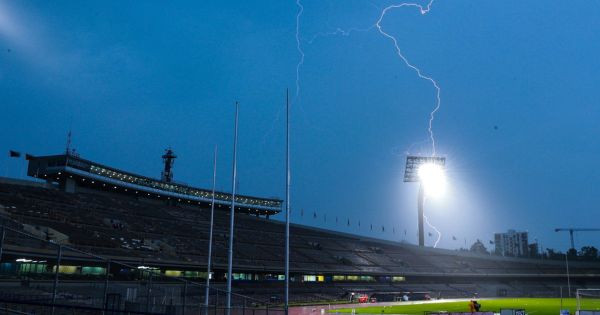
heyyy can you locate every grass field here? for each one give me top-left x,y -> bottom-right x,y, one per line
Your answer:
331,298 -> 600,315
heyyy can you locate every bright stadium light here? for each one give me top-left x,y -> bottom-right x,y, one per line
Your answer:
418,163 -> 447,198
404,156 -> 446,247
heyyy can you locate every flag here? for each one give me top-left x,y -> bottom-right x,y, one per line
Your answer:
25,153 -> 34,160
9,150 -> 20,158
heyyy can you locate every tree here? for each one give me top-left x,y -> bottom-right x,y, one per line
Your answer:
546,248 -> 565,260
579,246 -> 598,261
470,239 -> 489,255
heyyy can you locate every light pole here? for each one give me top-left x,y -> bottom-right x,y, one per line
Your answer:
284,89 -> 291,315
403,156 -> 446,247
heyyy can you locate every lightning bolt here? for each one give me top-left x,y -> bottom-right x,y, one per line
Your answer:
295,0 -> 445,246
295,0 -> 441,155
305,25 -> 374,45
375,0 -> 440,156
259,0 -> 305,150
423,213 -> 441,248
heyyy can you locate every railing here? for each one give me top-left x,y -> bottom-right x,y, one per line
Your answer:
0,299 -> 285,315
0,223 -> 285,315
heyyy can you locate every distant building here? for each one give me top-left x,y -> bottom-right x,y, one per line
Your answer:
494,230 -> 529,257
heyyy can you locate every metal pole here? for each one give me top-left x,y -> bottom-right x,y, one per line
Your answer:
569,230 -> 575,250
560,286 -> 563,310
565,253 -> 571,297
52,245 -> 62,307
576,288 -> 580,312
103,259 -> 111,311
215,292 -> 219,315
284,89 -> 291,315
0,226 -> 5,263
417,184 -> 425,247
146,270 -> 153,312
226,102 -> 240,315
205,145 -> 218,313
182,281 -> 188,315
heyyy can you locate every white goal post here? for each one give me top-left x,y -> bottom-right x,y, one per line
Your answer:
576,289 -> 600,315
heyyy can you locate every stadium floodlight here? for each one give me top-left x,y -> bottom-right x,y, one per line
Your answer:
418,163 -> 447,198
404,156 -> 446,183
404,155 -> 446,247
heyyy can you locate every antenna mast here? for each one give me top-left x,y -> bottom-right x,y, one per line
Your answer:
161,148 -> 177,182
65,130 -> 72,155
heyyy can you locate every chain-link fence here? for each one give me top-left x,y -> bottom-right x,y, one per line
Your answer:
0,224 -> 285,315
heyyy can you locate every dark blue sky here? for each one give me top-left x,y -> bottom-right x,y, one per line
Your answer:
2,0 -> 600,252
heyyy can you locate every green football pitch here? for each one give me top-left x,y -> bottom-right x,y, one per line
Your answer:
331,298 -> 600,315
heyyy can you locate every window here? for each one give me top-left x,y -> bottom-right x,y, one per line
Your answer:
82,266 -> 106,275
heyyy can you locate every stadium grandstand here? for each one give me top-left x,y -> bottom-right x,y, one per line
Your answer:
1,151 -> 600,314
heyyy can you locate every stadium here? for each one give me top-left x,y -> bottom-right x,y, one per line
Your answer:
0,150 -> 599,315
3,2 -> 600,315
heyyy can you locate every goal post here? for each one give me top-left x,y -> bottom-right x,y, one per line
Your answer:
576,289 -> 600,315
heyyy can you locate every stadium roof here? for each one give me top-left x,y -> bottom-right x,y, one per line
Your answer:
26,153 -> 282,215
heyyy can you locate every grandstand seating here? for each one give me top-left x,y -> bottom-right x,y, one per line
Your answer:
1,180 -> 600,302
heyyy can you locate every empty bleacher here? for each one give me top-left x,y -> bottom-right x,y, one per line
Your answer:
1,180 -> 600,302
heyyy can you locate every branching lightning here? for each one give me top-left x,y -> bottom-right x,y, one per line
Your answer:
260,0 -> 306,149
295,0 -> 441,155
294,0 -> 445,246
375,0 -> 440,156
305,25 -> 374,45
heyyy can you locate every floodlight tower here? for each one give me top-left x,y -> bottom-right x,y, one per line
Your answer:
403,156 -> 446,247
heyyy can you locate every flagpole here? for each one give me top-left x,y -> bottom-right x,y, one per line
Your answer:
284,89 -> 291,315
204,145 -> 218,314
226,102 -> 239,315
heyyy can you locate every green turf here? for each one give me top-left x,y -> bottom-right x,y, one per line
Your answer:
331,298 -> 600,315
